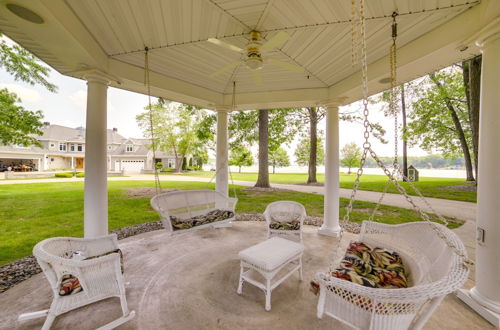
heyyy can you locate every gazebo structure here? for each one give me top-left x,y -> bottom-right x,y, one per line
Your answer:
1,0 -> 499,326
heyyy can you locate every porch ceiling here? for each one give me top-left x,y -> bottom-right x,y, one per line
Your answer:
0,0 -> 497,109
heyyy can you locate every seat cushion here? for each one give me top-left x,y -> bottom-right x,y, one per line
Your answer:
269,220 -> 300,230
239,237 -> 304,272
330,241 -> 408,289
58,249 -> 123,296
170,209 -> 234,230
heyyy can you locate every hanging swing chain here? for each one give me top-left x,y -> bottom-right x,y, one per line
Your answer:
144,47 -> 162,194
337,0 -> 473,270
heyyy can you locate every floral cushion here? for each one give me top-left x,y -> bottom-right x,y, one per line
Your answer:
59,274 -> 82,296
58,249 -> 123,296
170,209 -> 234,231
331,242 -> 408,289
269,220 -> 301,231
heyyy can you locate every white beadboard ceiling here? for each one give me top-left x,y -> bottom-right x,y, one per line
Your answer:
65,0 -> 478,94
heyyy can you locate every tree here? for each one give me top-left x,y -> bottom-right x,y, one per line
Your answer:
136,99 -> 204,172
340,142 -> 362,174
255,109 -> 270,188
0,37 -> 57,92
406,68 -> 475,181
0,89 -> 44,146
0,36 -> 57,146
462,55 -> 481,180
255,108 -> 298,187
269,147 -> 290,174
295,137 -> 324,167
229,146 -> 253,173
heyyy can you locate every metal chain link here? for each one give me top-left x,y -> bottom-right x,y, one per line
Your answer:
331,0 -> 473,271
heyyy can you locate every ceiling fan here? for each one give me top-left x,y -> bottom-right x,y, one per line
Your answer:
207,31 -> 304,85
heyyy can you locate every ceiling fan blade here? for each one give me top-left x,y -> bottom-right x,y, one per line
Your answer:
210,61 -> 241,77
253,70 -> 263,86
262,31 -> 290,51
268,59 -> 304,74
207,38 -> 244,53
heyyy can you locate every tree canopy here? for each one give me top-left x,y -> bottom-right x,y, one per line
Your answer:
0,36 -> 57,146
229,146 -> 253,172
269,147 -> 290,174
136,99 -> 206,172
340,142 -> 362,174
294,137 -> 324,166
0,89 -> 44,147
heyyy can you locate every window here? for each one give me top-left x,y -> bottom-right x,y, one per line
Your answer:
70,144 -> 75,151
50,143 -> 55,148
126,144 -> 133,152
59,143 -> 66,151
77,144 -> 83,152
167,159 -> 174,168
108,145 -> 112,151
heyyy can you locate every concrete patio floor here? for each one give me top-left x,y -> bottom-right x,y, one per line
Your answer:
0,222 -> 492,330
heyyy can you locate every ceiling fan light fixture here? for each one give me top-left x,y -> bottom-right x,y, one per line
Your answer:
245,57 -> 263,70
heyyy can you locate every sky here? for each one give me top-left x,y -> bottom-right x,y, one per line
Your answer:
1,39 -> 429,159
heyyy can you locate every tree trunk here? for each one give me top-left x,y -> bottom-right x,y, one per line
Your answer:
273,165 -> 276,174
348,166 -> 351,174
463,56 -> 481,182
307,107 -> 318,184
401,84 -> 409,180
239,166 -> 241,173
430,74 -> 475,181
255,109 -> 270,188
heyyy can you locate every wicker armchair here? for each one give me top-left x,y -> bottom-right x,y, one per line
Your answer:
30,234 -> 135,329
264,201 -> 306,243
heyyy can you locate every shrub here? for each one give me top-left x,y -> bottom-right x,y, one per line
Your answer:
55,172 -> 73,178
76,172 -> 85,178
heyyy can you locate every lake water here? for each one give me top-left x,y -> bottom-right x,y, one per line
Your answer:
220,165 -> 467,179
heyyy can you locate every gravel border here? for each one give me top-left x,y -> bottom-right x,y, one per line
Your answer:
0,214 -> 359,294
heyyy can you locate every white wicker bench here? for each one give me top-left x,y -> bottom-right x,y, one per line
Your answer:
151,189 -> 237,234
237,237 -> 305,311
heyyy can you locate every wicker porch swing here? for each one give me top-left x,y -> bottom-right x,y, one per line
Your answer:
313,3 -> 472,330
146,51 -> 238,234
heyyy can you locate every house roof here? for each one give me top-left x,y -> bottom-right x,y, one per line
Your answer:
37,125 -> 127,144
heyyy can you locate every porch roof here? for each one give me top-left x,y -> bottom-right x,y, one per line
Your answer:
1,0 -> 497,109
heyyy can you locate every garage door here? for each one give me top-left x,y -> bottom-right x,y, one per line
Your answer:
120,160 -> 144,173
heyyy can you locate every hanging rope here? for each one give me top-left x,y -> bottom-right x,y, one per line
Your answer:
144,47 -> 162,194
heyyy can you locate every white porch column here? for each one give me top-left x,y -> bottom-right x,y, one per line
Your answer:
319,104 -> 341,237
37,158 -> 41,172
458,22 -> 500,327
83,73 -> 110,238
215,108 -> 229,197
71,157 -> 75,170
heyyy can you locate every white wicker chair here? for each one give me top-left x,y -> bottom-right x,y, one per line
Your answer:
264,201 -> 306,243
29,234 -> 135,330
150,189 -> 237,234
315,221 -> 470,330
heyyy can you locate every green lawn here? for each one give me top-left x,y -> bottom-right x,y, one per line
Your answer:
176,171 -> 476,202
0,180 -> 460,266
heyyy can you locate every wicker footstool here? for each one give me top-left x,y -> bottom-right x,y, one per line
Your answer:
237,237 -> 304,311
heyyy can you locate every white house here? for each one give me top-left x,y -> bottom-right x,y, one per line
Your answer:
0,123 -> 178,173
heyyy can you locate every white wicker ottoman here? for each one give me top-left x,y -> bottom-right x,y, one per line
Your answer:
237,237 -> 304,311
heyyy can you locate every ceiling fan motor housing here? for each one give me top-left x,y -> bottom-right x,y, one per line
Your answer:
245,31 -> 264,70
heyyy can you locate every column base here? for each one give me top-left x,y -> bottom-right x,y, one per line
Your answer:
457,288 -> 500,327
318,225 -> 341,237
